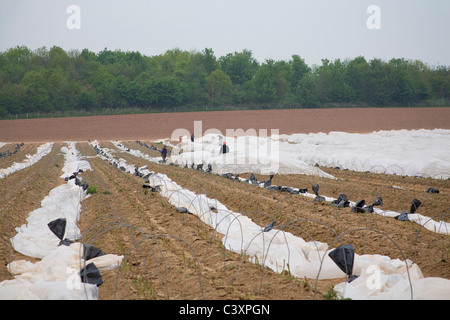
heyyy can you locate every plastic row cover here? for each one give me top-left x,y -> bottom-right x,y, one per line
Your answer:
148,172 -> 450,299
0,142 -> 123,300
119,139 -> 450,235
93,140 -> 450,299
0,142 -> 53,179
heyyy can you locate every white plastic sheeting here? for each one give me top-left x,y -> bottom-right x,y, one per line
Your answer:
114,140 -> 450,236
91,140 -> 154,178
164,129 -> 450,179
147,172 -> 450,300
293,192 -> 450,235
0,142 -> 123,300
92,140 -> 450,299
10,143 -> 90,259
0,142 -> 53,179
275,129 -> 450,179
112,140 -> 161,165
334,259 -> 450,300
170,134 -> 336,178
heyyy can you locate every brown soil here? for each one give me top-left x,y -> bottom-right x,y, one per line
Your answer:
1,107 -> 449,143
0,108 -> 449,301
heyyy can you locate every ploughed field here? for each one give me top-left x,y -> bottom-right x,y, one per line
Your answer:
1,107 -> 450,142
0,139 -> 449,300
0,107 -> 449,300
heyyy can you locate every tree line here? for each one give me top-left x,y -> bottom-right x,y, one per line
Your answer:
0,45 -> 449,118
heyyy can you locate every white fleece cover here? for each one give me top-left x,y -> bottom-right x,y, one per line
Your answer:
0,142 -> 123,300
0,142 -> 53,179
147,172 -> 450,300
114,137 -> 450,236
97,139 -> 450,299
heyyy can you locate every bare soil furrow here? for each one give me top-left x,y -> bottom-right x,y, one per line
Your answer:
107,141 -> 450,281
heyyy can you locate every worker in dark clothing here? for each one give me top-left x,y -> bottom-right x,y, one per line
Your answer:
219,141 -> 229,154
191,134 -> 195,142
160,145 -> 168,163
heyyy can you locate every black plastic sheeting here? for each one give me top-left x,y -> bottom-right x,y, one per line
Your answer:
312,184 -> 325,202
176,207 -> 189,213
426,187 -> 439,194
410,198 -> 422,214
328,244 -> 358,283
47,218 -> 67,240
79,262 -> 103,287
395,198 -> 422,221
83,244 -> 105,260
351,196 -> 383,213
47,217 -> 106,287
330,194 -> 350,208
263,221 -> 276,232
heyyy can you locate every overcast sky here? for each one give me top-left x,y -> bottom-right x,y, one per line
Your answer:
1,0 -> 449,67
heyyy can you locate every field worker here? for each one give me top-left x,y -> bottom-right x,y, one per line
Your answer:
191,134 -> 195,142
219,141 -> 229,154
160,145 -> 168,163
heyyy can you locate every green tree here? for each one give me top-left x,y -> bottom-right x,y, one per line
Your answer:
388,58 -> 414,105
295,73 -> 319,107
21,67 -> 53,112
219,49 -> 259,85
144,76 -> 188,109
77,89 -> 97,110
88,67 -> 115,108
184,51 -> 209,105
289,55 -> 310,88
206,69 -> 232,106
253,60 -> 277,103
0,82 -> 27,114
367,58 -> 392,106
49,46 -> 70,70
201,48 -> 218,75
346,56 -> 371,103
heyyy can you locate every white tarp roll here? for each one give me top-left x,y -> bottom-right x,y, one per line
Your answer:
0,142 -> 53,179
0,142 -> 123,300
